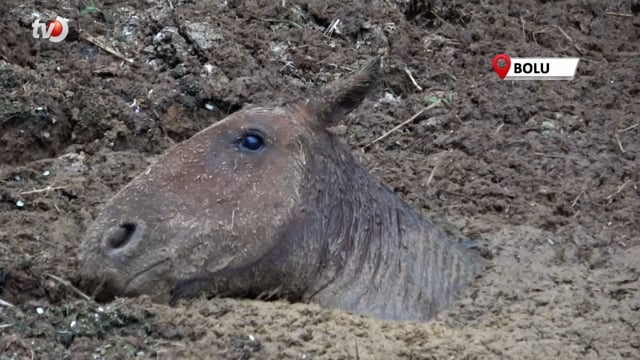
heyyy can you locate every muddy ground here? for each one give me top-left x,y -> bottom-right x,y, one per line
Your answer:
0,0 -> 639,359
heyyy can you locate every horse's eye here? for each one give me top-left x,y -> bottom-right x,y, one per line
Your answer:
237,133 -> 264,152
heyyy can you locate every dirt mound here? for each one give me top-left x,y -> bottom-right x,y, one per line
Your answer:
1,0 -> 639,359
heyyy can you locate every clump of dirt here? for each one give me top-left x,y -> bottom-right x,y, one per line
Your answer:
1,0 -> 639,359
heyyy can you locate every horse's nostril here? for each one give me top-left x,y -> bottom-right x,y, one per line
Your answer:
107,223 -> 137,249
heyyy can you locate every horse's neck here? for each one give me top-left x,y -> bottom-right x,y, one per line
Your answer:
305,140 -> 481,321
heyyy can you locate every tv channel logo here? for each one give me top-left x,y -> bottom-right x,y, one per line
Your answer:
32,17 -> 70,43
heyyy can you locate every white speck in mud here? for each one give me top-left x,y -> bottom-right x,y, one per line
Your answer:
130,99 -> 140,113
16,200 -> 24,208
42,170 -> 50,177
204,64 -> 214,73
205,103 -> 215,111
13,175 -> 21,181
70,320 -> 76,328
248,334 -> 255,342
97,307 -> 104,312
36,307 -> 44,315
384,92 -> 399,103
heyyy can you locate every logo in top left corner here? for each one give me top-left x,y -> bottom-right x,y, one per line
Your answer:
32,17 -> 69,43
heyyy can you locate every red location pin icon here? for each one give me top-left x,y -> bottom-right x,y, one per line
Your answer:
492,54 -> 511,80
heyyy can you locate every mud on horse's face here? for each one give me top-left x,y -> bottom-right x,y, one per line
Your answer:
78,57 -> 382,303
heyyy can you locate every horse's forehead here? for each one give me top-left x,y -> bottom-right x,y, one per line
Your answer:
209,106 -> 310,134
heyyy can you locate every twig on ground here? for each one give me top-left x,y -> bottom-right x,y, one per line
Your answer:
0,324 -> 13,329
551,25 -> 586,55
429,10 -> 456,31
324,18 -> 341,37
520,16 -> 526,41
45,274 -> 93,302
606,12 -> 633,17
606,180 -> 631,201
533,152 -> 566,159
0,298 -> 14,307
20,185 -> 67,196
552,25 -> 573,43
495,123 -> 505,134
80,31 -> 134,64
403,66 -> 423,91
427,162 -> 439,186
167,0 -> 173,9
531,29 -> 546,46
228,208 -> 238,235
571,186 -> 587,208
367,100 -> 442,146
618,123 -> 639,133
615,133 -> 625,153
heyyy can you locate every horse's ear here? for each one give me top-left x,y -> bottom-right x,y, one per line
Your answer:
301,57 -> 381,128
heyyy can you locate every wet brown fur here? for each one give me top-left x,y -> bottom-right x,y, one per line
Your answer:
78,57 -> 484,321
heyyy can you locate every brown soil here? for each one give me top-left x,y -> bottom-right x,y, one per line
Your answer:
1,0 -> 639,359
